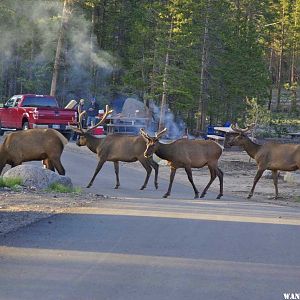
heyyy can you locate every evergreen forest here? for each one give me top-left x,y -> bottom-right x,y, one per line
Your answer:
0,0 -> 299,133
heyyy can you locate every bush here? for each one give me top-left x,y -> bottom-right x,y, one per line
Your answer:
0,177 -> 23,188
46,183 -> 81,194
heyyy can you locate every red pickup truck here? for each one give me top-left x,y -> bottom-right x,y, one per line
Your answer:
0,94 -> 77,139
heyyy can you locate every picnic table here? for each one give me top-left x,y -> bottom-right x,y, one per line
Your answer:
288,132 -> 300,139
107,116 -> 150,134
208,126 -> 235,147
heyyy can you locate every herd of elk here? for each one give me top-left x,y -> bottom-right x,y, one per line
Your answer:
0,128 -> 68,175
140,128 -> 224,199
0,102 -> 299,201
70,105 -> 159,189
228,124 -> 300,199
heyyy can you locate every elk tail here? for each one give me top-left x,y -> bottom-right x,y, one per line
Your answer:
53,130 -> 69,146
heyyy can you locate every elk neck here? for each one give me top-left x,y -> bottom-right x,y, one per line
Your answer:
85,133 -> 105,154
155,141 -> 174,161
241,136 -> 261,159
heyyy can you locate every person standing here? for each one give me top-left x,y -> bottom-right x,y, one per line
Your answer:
86,97 -> 100,127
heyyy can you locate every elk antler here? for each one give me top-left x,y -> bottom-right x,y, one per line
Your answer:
155,128 -> 167,139
86,105 -> 113,133
140,128 -> 151,139
231,123 -> 255,133
69,105 -> 87,133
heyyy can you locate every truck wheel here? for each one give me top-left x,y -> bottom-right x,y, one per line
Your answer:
0,123 -> 4,136
22,121 -> 29,130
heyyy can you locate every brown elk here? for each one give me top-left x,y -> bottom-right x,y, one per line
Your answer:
140,128 -> 224,199
228,124 -> 300,199
70,105 -> 159,189
0,129 -> 68,175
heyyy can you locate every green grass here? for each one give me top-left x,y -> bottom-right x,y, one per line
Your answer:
294,197 -> 300,203
47,183 -> 81,194
0,177 -> 23,188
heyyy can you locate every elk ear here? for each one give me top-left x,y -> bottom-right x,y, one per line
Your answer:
69,124 -> 84,134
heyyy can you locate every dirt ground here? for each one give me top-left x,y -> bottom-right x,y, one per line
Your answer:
0,142 -> 300,236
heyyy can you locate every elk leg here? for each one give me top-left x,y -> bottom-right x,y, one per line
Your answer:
139,159 -> 152,190
149,158 -> 159,189
87,160 -> 105,188
163,167 -> 177,198
272,170 -> 279,199
248,169 -> 264,199
43,159 -> 55,171
184,166 -> 199,198
51,158 -> 65,175
114,161 -> 120,189
216,167 -> 224,199
200,166 -> 217,198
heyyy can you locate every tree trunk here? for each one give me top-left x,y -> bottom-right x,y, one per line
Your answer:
196,11 -> 209,133
50,0 -> 72,97
290,1 -> 299,112
276,4 -> 285,111
268,47 -> 274,110
158,21 -> 173,132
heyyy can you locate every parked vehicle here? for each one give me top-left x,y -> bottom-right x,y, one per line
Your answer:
0,94 -> 77,139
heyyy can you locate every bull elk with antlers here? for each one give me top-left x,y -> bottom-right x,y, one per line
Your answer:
140,128 -> 224,199
228,124 -> 300,199
70,105 -> 159,189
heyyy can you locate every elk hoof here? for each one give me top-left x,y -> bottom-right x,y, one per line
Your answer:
200,193 -> 206,198
163,193 -> 169,198
86,184 -> 92,188
155,183 -> 158,189
114,185 -> 119,189
194,194 -> 199,199
247,194 -> 253,199
216,194 -> 223,199
140,186 -> 146,190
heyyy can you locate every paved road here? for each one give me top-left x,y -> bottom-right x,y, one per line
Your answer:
1,146 -> 300,300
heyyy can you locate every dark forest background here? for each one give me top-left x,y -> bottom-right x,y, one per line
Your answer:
0,0 -> 299,132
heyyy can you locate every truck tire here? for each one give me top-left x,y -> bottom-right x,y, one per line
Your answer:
22,121 -> 29,130
0,122 -> 4,136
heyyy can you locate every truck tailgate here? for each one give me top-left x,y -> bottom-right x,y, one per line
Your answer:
34,108 -> 76,124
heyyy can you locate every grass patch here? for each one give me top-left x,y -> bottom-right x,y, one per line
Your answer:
0,177 -> 23,189
294,197 -> 300,203
47,183 -> 81,194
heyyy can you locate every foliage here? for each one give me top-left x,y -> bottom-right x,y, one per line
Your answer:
0,177 -> 23,189
0,0 -> 299,131
46,183 -> 81,194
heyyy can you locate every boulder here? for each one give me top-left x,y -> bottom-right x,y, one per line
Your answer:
3,165 -> 73,190
284,172 -> 300,184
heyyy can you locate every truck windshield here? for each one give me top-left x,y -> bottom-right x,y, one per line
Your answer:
22,96 -> 58,108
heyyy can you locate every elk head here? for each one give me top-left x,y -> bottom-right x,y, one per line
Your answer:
70,104 -> 113,146
227,123 -> 255,146
140,128 -> 167,158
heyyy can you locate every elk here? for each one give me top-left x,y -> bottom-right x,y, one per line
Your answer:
140,128 -> 224,199
70,105 -> 159,189
228,124 -> 300,199
0,129 -> 68,175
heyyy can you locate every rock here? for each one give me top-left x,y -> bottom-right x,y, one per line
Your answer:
3,165 -> 73,190
284,172 -> 300,184
263,170 -> 283,179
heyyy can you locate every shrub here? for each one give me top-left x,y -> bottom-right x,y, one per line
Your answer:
46,183 -> 81,194
0,177 -> 23,188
